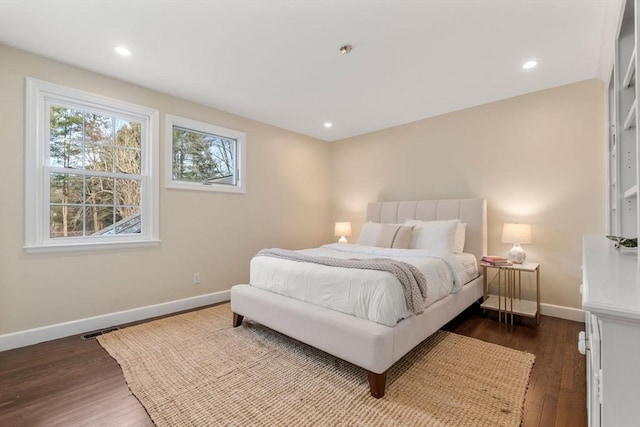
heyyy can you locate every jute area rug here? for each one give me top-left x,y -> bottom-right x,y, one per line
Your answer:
98,303 -> 535,427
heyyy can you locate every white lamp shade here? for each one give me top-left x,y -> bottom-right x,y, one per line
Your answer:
334,222 -> 352,237
501,223 -> 532,244
502,223 -> 531,263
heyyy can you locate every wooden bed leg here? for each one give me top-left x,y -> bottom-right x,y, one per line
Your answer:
232,313 -> 244,327
366,370 -> 387,398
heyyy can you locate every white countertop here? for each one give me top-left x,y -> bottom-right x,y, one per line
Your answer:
582,235 -> 640,321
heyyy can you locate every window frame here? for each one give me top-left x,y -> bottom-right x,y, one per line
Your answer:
165,114 -> 246,194
25,77 -> 160,253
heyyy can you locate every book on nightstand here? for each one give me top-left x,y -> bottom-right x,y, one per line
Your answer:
481,255 -> 513,266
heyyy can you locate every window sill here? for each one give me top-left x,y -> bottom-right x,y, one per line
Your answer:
24,239 -> 161,254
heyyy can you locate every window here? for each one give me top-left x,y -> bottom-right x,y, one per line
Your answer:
165,114 -> 246,193
25,78 -> 159,252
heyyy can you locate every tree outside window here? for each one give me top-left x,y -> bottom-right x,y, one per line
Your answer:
165,115 -> 246,193
48,106 -> 142,238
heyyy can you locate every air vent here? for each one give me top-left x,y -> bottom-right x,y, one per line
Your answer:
81,326 -> 120,340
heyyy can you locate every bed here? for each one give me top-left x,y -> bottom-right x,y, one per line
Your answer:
231,198 -> 487,398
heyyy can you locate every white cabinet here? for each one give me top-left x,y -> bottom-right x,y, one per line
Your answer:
608,0 -> 639,241
581,236 -> 640,427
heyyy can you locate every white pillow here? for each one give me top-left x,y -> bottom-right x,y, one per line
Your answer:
404,219 -> 460,252
453,223 -> 467,254
357,222 -> 382,246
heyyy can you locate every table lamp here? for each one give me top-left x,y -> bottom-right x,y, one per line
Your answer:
334,222 -> 352,243
501,223 -> 532,264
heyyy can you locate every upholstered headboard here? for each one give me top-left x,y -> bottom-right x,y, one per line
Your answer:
366,199 -> 487,261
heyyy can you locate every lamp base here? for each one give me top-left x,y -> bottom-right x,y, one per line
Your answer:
507,244 -> 526,264
338,236 -> 348,243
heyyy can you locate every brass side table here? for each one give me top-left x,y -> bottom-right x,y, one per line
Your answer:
480,262 -> 540,325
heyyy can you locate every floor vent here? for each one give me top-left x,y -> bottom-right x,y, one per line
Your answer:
81,326 -> 120,340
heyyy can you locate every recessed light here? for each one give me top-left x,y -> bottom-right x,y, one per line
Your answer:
324,122 -> 333,128
522,60 -> 537,70
114,46 -> 132,56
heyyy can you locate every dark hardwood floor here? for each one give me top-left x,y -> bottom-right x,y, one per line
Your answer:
443,310 -> 587,427
0,304 -> 586,426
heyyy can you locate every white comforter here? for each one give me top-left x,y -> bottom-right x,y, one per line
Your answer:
249,243 -> 478,326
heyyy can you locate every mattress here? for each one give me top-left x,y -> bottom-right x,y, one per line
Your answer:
249,243 -> 479,326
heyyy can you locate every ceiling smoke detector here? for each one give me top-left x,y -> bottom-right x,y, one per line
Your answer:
339,44 -> 353,54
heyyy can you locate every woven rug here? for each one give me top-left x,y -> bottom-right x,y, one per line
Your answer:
98,303 -> 534,426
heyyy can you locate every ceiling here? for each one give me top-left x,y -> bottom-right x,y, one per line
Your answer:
0,0 -> 624,142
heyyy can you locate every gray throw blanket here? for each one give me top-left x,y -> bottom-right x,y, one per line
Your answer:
256,248 -> 428,315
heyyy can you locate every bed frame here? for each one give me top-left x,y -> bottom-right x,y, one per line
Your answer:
231,198 -> 487,398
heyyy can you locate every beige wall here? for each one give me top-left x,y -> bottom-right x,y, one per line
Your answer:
0,43 -> 606,337
331,79 -> 606,309
0,45 -> 332,335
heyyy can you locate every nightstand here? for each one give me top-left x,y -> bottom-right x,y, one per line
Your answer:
480,262 -> 540,325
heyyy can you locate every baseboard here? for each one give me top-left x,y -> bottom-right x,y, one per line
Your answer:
0,292 -> 584,352
0,290 -> 230,352
540,303 -> 584,322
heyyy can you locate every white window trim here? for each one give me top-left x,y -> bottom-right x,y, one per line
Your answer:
165,114 -> 246,193
24,77 -> 160,253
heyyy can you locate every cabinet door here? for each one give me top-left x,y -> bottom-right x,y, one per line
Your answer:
608,68 -> 619,235
587,314 -> 602,427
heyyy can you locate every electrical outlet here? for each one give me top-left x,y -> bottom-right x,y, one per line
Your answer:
193,273 -> 200,284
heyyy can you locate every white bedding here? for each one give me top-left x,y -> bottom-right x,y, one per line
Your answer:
249,243 -> 478,326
